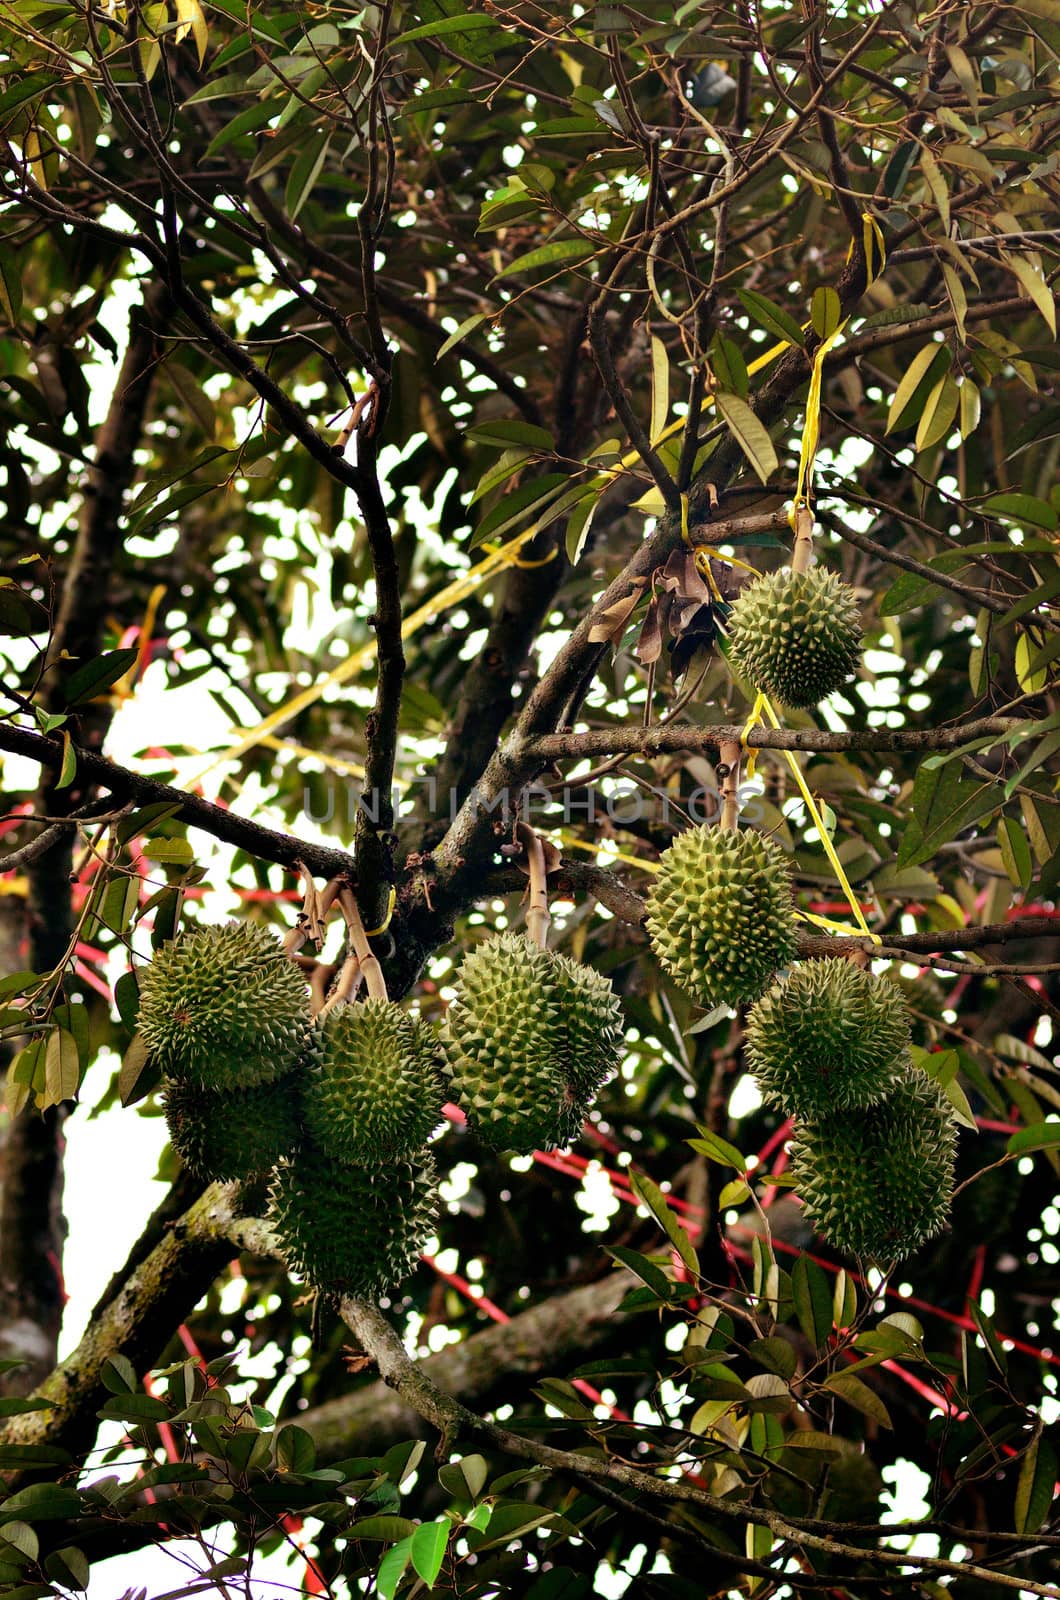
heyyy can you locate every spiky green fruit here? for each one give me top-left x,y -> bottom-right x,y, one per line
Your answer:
551,951 -> 625,1104
646,827 -> 798,1009
138,923 -> 310,1090
745,958 -> 910,1117
163,1075 -> 302,1181
269,1146 -> 437,1297
443,933 -> 622,1153
790,1068 -> 957,1260
302,999 -> 443,1164
727,566 -> 863,709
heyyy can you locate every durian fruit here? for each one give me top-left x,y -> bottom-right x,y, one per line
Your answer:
745,957 -> 910,1117
727,566 -> 863,709
163,1075 -> 302,1182
269,1145 -> 438,1297
138,922 -> 310,1091
443,932 -> 623,1153
302,998 -> 443,1165
551,950 -> 625,1106
790,1067 -> 957,1260
646,826 -> 798,1009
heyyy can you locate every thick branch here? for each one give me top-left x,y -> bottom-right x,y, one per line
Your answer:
301,1268 -> 637,1463
344,1299 -> 1057,1595
0,1185 -> 237,1462
0,724 -> 357,883
525,715 -> 1020,762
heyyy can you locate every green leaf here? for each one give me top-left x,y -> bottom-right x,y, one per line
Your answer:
119,1032 -> 159,1107
376,1537 -> 413,1600
391,15 -> 498,45
983,492 -> 1058,531
44,1028 -> 79,1106
410,1518 -> 449,1586
822,1371 -> 893,1429
285,130 -> 331,221
606,1245 -> 673,1298
736,289 -> 804,348
1015,1433 -> 1057,1533
565,490 -> 600,567
629,1169 -> 698,1278
62,647 -> 139,706
101,1354 -> 138,1395
791,1255 -> 833,1349
915,372 -> 959,452
276,1424 -> 316,1475
141,838 -> 195,866
688,1128 -> 747,1171
495,238 -> 596,279
466,418 -> 555,452
833,1269 -> 857,1330
997,816 -> 1033,891
811,285 -> 841,339
1006,1120 -> 1060,1157
98,1393 -> 173,1422
649,334 -> 669,444
885,343 -> 947,434
1001,251 -> 1057,336
350,1515 -> 418,1541
56,730 -> 76,791
714,392 -> 778,484
0,1484 -> 83,1522
435,313 -> 487,361
897,760 -> 1000,868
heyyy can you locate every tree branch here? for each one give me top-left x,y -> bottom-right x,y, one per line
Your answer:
343,1298 -> 1058,1596
0,724 -> 357,884
525,715 -> 1020,763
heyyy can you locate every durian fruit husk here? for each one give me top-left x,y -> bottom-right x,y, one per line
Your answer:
137,922 -> 311,1091
727,565 -> 863,709
646,826 -> 798,1009
443,931 -> 623,1154
745,956 -> 910,1117
302,998 -> 444,1165
268,1144 -> 438,1298
790,1066 -> 957,1260
163,1073 -> 303,1182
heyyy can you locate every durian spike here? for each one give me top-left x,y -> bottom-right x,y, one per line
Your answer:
516,822 -> 551,949
790,503 -> 815,575
718,739 -> 742,831
338,887 -> 388,1000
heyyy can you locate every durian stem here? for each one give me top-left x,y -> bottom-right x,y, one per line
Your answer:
338,888 -> 388,1001
517,823 -> 551,949
790,504 -> 815,575
318,954 -> 363,1016
718,740 -> 742,831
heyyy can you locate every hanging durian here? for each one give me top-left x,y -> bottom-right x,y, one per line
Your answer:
163,1075 -> 302,1182
302,998 -> 443,1164
443,931 -> 623,1154
137,922 -> 310,1090
646,826 -> 798,1008
727,566 -> 862,709
745,957 -> 910,1117
790,1067 -> 957,1260
269,1145 -> 438,1297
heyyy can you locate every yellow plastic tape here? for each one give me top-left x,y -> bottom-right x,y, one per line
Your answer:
790,322 -> 847,519
755,692 -> 877,940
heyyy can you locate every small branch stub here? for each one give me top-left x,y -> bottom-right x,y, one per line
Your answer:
718,740 -> 743,831
339,887 -> 388,1001
516,822 -> 554,950
790,504 -> 815,575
